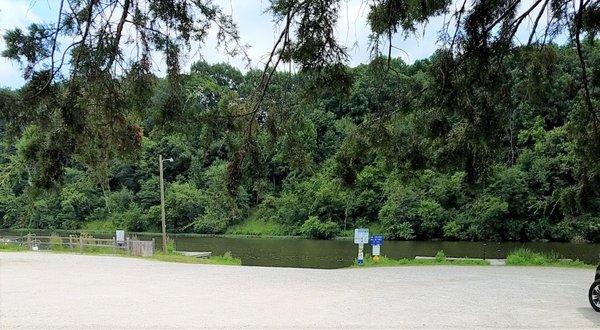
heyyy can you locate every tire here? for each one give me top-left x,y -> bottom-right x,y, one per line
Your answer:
589,280 -> 600,312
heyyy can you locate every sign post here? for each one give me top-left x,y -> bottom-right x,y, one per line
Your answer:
116,230 -> 125,246
369,235 -> 384,263
354,228 -> 369,266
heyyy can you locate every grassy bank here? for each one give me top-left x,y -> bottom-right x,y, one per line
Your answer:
0,241 -> 241,266
150,251 -> 241,265
353,251 -> 490,267
225,216 -> 288,236
0,243 -> 29,252
505,248 -> 593,268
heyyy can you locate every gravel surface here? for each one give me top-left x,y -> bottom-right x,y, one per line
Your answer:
0,252 -> 598,329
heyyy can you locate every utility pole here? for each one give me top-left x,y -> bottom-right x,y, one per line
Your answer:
159,155 -> 167,253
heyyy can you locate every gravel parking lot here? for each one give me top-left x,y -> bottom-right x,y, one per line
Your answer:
0,252 -> 598,329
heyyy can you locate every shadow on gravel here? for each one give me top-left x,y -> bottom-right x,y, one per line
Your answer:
577,307 -> 600,325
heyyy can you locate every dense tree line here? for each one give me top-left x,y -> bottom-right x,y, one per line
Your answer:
1,1 -> 599,241
1,43 -> 599,242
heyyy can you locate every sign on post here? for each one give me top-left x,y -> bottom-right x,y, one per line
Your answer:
369,235 -> 383,246
372,245 -> 380,256
116,230 -> 125,246
354,228 -> 369,266
354,228 -> 369,244
370,235 -> 384,262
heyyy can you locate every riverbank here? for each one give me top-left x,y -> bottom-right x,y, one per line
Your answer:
3,230 -> 600,268
1,252 -> 597,328
0,243 -> 241,266
353,254 -> 490,267
2,243 -> 594,269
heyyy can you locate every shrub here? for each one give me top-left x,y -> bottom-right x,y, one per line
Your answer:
300,216 -> 340,239
163,182 -> 206,232
524,217 -> 551,241
549,220 -> 575,242
49,234 -> 65,251
464,196 -> 509,240
192,161 -> 248,234
505,248 -> 587,267
111,204 -> 148,232
506,248 -> 555,265
166,238 -> 176,253
442,220 -> 463,240
417,199 -> 446,238
384,221 -> 415,240
256,192 -> 307,228
581,215 -> 600,243
193,212 -> 229,234
435,250 -> 446,262
379,188 -> 418,239
0,190 -> 24,228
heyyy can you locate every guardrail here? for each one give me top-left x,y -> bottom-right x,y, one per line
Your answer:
1,234 -> 155,257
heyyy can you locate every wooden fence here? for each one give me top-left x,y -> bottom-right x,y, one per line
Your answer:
129,240 -> 154,257
1,234 -> 154,257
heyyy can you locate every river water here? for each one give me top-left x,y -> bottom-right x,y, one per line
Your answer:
170,236 -> 600,268
3,230 -> 599,268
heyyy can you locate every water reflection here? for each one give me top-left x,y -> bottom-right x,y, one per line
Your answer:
2,230 -> 599,269
172,236 -> 600,269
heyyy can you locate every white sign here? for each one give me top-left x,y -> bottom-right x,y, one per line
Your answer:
116,230 -> 125,243
354,228 -> 369,244
372,245 -> 381,256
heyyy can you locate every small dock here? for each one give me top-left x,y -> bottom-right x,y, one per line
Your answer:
176,251 -> 212,258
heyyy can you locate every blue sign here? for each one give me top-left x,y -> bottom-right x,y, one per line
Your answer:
370,235 -> 384,246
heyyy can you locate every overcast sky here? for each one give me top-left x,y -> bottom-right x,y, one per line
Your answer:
0,0 -> 551,89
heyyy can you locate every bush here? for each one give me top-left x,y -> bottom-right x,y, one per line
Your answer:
49,234 -> 66,251
119,204 -> 149,232
226,216 -> 287,236
82,220 -> 117,232
192,161 -> 248,234
300,216 -> 340,239
256,193 -> 307,228
383,221 -> 415,240
549,220 -> 575,242
506,248 -> 555,265
523,217 -> 551,241
417,199 -> 446,238
379,188 -> 418,239
166,238 -> 176,253
435,250 -> 446,262
464,196 -> 509,240
442,220 -> 463,240
0,190 -> 24,228
193,212 -> 229,234
506,248 -> 588,267
163,182 -> 206,232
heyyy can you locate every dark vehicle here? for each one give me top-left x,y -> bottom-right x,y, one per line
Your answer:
589,265 -> 600,312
